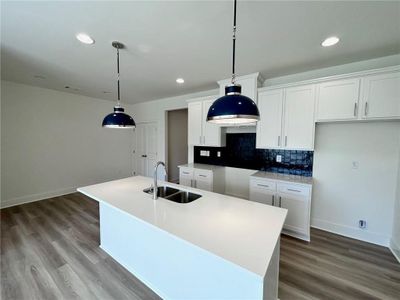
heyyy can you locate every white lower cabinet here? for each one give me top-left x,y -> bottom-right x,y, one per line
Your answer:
179,165 -> 225,193
249,176 -> 312,241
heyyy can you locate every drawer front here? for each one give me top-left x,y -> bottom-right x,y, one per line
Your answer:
179,167 -> 194,178
250,179 -> 277,192
194,169 -> 213,181
277,183 -> 310,197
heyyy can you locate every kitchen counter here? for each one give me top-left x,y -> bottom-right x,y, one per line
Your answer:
250,170 -> 313,185
78,176 -> 287,299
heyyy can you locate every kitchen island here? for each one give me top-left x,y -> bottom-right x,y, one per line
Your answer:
78,176 -> 287,300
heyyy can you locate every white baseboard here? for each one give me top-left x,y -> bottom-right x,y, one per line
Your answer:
390,238 -> 400,263
1,187 -> 77,209
311,218 -> 390,247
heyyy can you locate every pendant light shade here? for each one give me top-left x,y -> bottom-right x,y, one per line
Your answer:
206,0 -> 260,125
207,85 -> 259,124
102,41 -> 135,128
102,106 -> 135,128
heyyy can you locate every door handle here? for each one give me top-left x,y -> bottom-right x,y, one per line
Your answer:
272,195 -> 275,206
353,102 -> 357,116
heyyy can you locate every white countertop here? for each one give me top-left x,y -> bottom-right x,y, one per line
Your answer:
178,163 -> 224,171
78,176 -> 287,277
250,170 -> 313,185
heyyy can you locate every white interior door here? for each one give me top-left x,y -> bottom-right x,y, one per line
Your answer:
134,122 -> 158,177
145,123 -> 158,177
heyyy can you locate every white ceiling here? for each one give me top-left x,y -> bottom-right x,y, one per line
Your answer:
2,1 -> 400,104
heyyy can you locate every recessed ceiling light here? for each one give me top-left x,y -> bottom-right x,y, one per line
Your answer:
321,36 -> 339,47
176,78 -> 185,84
76,33 -> 95,45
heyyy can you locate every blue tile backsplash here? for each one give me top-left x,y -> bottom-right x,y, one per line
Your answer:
194,133 -> 313,176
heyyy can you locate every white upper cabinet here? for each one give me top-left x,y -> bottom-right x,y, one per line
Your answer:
218,73 -> 263,103
256,84 -> 316,150
187,96 -> 225,147
316,78 -> 360,121
283,85 -> 316,150
256,89 -> 284,149
361,71 -> 400,119
188,101 -> 203,146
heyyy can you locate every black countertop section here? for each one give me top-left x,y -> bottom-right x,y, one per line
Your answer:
194,133 -> 313,177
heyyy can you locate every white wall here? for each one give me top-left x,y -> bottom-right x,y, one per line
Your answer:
1,81 -> 134,207
312,122 -> 400,246
391,149 -> 400,261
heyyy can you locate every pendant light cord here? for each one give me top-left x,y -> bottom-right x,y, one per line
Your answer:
116,47 -> 121,106
231,0 -> 237,84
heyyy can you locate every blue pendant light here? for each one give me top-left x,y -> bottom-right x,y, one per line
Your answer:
102,41 -> 135,128
207,0 -> 260,125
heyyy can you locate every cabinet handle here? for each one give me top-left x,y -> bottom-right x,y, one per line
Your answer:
257,184 -> 270,188
278,136 -> 281,147
272,195 -> 275,206
198,174 -> 207,177
141,155 -> 147,158
287,188 -> 301,193
364,102 -> 368,116
353,102 -> 357,116
183,172 -> 190,175
279,196 -> 282,207
285,136 -> 288,147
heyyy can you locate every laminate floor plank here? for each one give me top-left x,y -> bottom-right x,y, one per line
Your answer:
1,193 -> 399,300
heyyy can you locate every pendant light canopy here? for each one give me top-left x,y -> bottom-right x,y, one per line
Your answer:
102,41 -> 135,128
207,0 -> 260,125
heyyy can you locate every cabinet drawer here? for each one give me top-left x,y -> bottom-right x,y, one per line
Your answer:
277,183 -> 310,197
179,167 -> 194,177
250,179 -> 277,192
194,169 -> 213,181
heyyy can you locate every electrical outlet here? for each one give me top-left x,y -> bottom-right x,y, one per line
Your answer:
217,151 -> 221,157
359,220 -> 367,229
200,150 -> 209,157
276,155 -> 282,163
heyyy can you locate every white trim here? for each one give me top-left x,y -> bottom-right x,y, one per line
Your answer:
311,218 -> 390,247
259,65 -> 400,92
390,238 -> 400,263
1,187 -> 77,209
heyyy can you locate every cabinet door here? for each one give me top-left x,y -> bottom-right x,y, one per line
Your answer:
188,101 -> 203,146
249,188 -> 275,206
283,85 -> 315,150
316,78 -> 360,121
202,98 -> 223,146
194,178 -> 213,191
179,175 -> 192,187
277,193 -> 309,235
256,89 -> 284,149
362,72 -> 400,119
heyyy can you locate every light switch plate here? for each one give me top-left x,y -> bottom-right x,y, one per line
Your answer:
276,155 -> 282,163
217,151 -> 221,157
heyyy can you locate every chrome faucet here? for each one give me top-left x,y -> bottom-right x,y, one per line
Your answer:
153,161 -> 167,200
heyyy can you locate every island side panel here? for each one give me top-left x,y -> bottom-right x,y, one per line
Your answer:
99,202 -> 265,299
263,239 -> 280,300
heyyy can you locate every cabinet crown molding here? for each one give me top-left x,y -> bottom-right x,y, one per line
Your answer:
259,65 -> 400,92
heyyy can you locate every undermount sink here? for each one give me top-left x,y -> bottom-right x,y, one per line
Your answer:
143,186 -> 201,203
